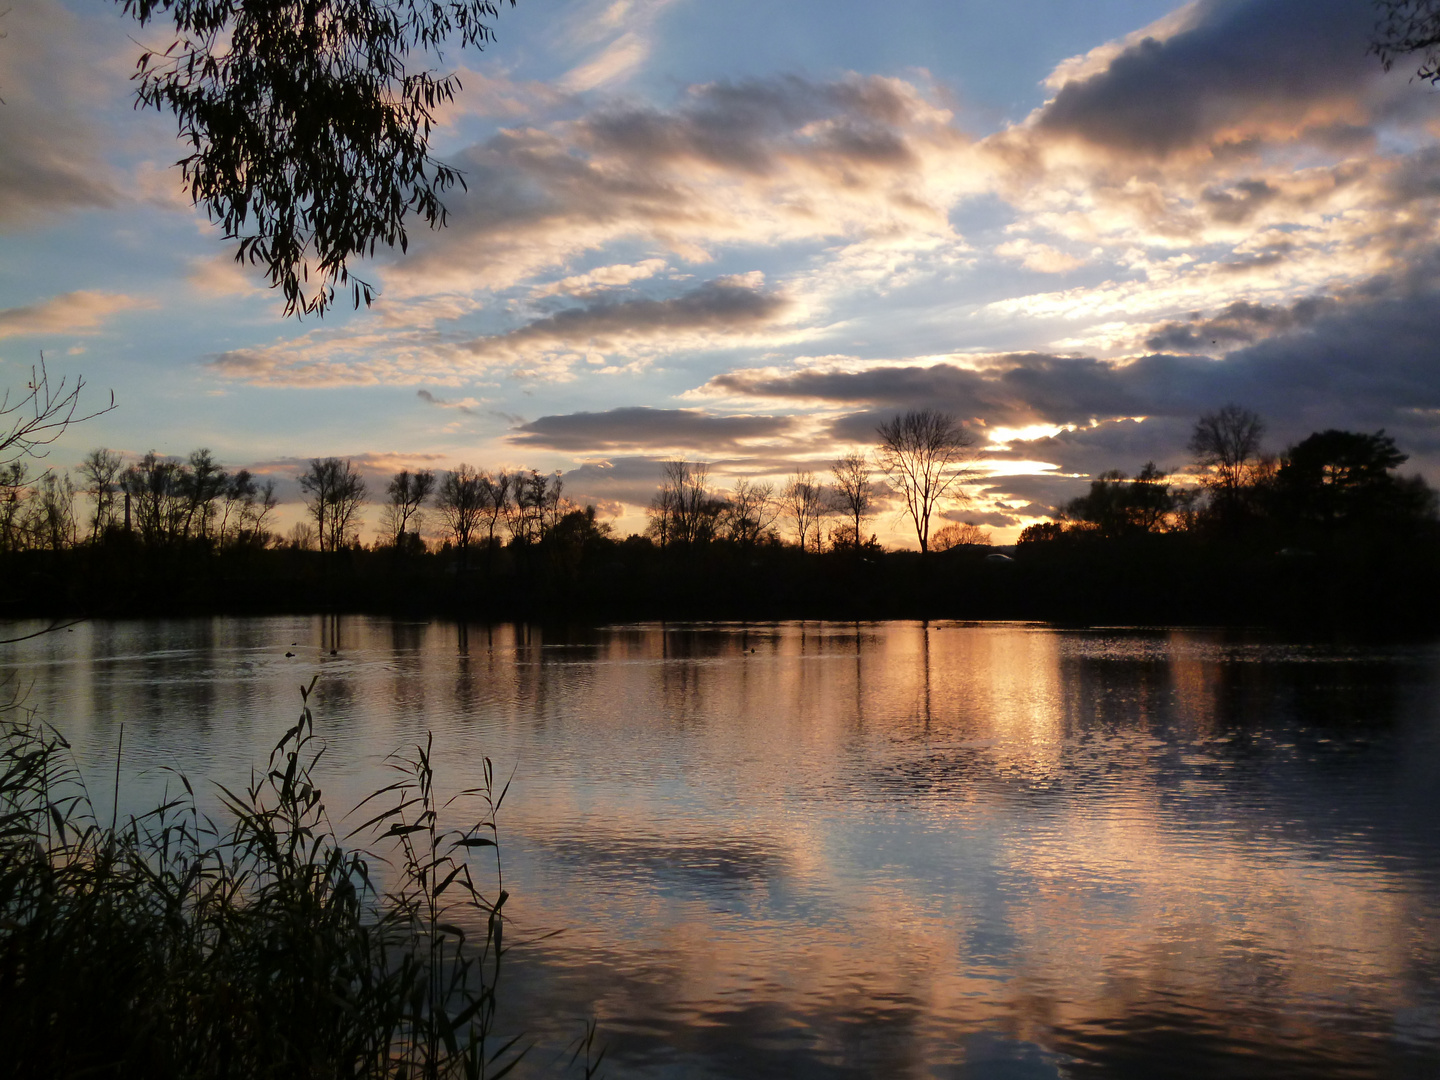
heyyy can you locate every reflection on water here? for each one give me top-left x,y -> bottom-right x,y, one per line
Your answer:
4,618 -> 1440,1078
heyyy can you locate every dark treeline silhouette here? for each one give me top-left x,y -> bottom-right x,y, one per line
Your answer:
4,406 -> 1440,629
1013,406 -> 1440,628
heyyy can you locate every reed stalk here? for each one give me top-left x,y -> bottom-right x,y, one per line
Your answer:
0,677 -> 526,1080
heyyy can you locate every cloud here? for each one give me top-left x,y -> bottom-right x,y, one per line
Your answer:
1142,296 -> 1335,353
460,277 -> 792,372
556,0 -> 679,92
417,390 -> 480,414
530,258 -> 670,298
994,239 -> 1084,274
207,274 -> 796,388
1026,0 -> 1386,163
385,72 -> 972,297
0,291 -> 146,338
702,268 -> 1440,476
558,456 -> 673,508
510,406 -> 795,452
186,255 -> 267,299
0,0 -> 121,226
560,31 -> 651,92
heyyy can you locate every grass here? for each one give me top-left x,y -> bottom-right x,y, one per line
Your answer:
0,676 -> 537,1080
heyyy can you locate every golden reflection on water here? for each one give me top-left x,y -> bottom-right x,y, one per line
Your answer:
3,617 -> 1438,1077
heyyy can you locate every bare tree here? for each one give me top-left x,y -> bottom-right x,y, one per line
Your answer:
123,452 -> 189,545
830,449 -> 874,549
288,521 -> 318,550
876,409 -> 978,553
478,469 -> 513,546
720,478 -> 776,545
218,470 -> 278,547
781,471 -> 826,551
383,468 -> 436,546
437,465 -> 485,553
33,472 -> 77,551
507,470 -> 564,543
182,449 -> 229,541
1188,405 -> 1265,496
78,448 -> 125,541
931,521 -> 991,550
646,478 -> 676,547
2,355 -> 113,471
647,460 -> 724,546
298,457 -> 367,552
0,463 -> 30,552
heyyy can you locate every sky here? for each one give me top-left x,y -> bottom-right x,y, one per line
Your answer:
2,0 -> 1438,544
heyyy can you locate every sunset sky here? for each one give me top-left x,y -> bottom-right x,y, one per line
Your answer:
2,0 -> 1438,544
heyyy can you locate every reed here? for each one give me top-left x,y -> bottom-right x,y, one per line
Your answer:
0,677 -> 524,1080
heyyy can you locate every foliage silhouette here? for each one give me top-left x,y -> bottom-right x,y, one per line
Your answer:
0,679 -> 526,1079
121,0 -> 517,316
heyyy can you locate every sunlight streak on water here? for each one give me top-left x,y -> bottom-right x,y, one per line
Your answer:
4,617 -> 1440,1078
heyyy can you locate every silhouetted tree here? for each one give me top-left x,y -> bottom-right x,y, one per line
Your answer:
931,522 -> 991,550
647,460 -> 724,546
720,478 -> 776,545
78,448 -> 124,541
1064,463 -> 1175,537
831,450 -> 874,550
781,471 -> 826,551
288,521 -> 318,550
1189,405 -> 1265,497
1277,429 -> 1438,528
33,472 -> 77,551
384,468 -> 436,547
876,409 -> 978,553
508,470 -> 557,545
121,0 -> 518,316
1017,521 -> 1065,545
182,449 -> 228,542
478,469 -> 513,547
437,465 -> 485,555
298,457 -> 367,552
0,463 -> 28,552
218,470 -> 278,547
123,452 -> 190,545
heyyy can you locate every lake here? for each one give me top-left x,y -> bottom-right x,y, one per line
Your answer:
3,617 -> 1438,1078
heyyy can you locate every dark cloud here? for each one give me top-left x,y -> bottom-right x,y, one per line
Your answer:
511,407 -> 795,452
712,278 -> 1440,481
1143,296 -> 1334,352
715,356 -> 1151,429
1383,146 -> 1440,207
1033,0 -> 1379,160
578,76 -> 925,176
461,279 -> 790,358
1201,179 -> 1280,225
558,457 -> 671,508
996,417 -> 1197,480
938,506 -> 1026,529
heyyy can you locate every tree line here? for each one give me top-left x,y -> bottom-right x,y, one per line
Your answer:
0,448 -> 607,558
644,409 -> 991,554
1020,404 -> 1438,547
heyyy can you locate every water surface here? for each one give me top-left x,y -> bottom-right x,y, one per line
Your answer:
4,617 -> 1438,1078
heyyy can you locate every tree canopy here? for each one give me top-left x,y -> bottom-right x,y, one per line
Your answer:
1277,429 -> 1436,526
121,0 -> 515,317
